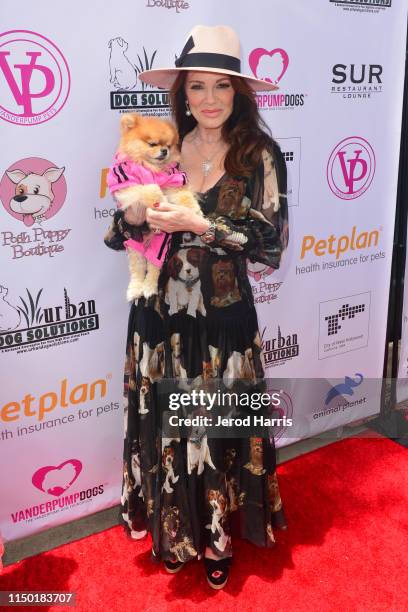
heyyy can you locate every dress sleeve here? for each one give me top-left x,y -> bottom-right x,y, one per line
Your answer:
103,209 -> 148,251
200,142 -> 289,270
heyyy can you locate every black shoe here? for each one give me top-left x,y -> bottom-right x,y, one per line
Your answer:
164,556 -> 185,574
204,556 -> 232,589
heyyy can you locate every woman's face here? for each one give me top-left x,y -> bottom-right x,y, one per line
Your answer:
184,71 -> 235,130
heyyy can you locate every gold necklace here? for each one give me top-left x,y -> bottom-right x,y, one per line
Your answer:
192,130 -> 226,177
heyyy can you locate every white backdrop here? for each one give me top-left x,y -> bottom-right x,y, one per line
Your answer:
1,0 -> 406,542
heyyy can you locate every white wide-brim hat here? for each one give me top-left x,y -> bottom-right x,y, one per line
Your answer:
139,25 -> 279,92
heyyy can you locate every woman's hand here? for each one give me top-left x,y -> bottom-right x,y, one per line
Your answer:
146,202 -> 210,234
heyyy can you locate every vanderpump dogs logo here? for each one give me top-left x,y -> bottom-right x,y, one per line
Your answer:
331,64 -> 383,99
330,0 -> 391,13
249,47 -> 306,111
109,38 -> 169,115
318,292 -> 370,359
261,325 -> 299,369
314,373 -> 367,420
0,30 -> 70,125
11,459 -> 106,524
327,137 -> 375,200
0,157 -> 71,260
0,286 -> 99,353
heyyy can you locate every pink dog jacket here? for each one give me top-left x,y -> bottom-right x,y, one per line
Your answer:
124,232 -> 172,267
107,153 -> 187,193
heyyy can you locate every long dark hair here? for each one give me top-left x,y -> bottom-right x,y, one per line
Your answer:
169,72 -> 276,176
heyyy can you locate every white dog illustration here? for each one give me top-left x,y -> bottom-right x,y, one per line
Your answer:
223,349 -> 256,388
187,424 -> 216,475
0,286 -> 20,331
139,341 -> 164,383
108,37 -> 137,90
165,249 -> 206,318
42,463 -> 76,495
6,167 -> 65,226
161,444 -> 179,494
206,490 -> 230,552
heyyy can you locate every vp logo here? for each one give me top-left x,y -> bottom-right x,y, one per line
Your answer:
0,30 -> 70,125
327,136 -> 375,200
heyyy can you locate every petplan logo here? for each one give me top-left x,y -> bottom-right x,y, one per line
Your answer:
318,292 -> 370,359
314,373 -> 367,420
109,38 -> 169,115
331,64 -> 383,99
249,47 -> 306,111
0,30 -> 70,125
0,285 -> 99,353
327,137 -> 375,199
0,157 -> 71,259
11,459 -> 107,524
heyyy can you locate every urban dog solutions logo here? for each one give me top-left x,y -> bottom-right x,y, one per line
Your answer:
330,0 -> 391,13
261,325 -> 299,369
109,39 -> 169,116
327,136 -> 375,200
249,48 -> 306,111
0,157 -> 70,260
11,459 -> 106,525
314,373 -> 367,420
0,30 -> 70,125
331,64 -> 383,100
0,286 -> 99,354
318,292 -> 370,359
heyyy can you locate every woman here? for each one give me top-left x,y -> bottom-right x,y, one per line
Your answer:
104,25 -> 289,590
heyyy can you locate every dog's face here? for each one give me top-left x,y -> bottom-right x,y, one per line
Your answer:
170,333 -> 182,357
162,506 -> 180,538
119,113 -> 179,170
108,37 -> 128,52
162,445 -> 175,468
207,489 -> 227,514
168,250 -> 200,282
212,260 -> 235,293
6,167 -> 65,220
250,437 -> 263,462
140,376 -> 150,395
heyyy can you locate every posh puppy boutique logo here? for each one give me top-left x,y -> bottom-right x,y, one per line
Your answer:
0,157 -> 71,260
108,38 -> 169,115
0,30 -> 70,125
327,136 -> 375,200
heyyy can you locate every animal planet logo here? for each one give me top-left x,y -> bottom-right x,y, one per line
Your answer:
248,47 -> 305,111
0,157 -> 70,260
109,38 -> 169,115
32,459 -> 82,497
325,373 -> 363,405
327,137 -> 375,200
0,285 -> 99,353
0,30 -> 70,126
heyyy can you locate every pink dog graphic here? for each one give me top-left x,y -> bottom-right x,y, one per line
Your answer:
6,166 -> 65,226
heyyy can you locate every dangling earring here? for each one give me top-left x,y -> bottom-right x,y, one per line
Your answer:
185,99 -> 191,117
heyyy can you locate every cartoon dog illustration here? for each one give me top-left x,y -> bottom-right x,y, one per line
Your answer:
244,437 -> 266,476
165,249 -> 207,318
170,333 -> 188,379
138,376 -> 150,414
139,341 -> 165,383
187,421 -> 216,475
108,37 -> 137,90
6,167 -> 65,226
0,286 -> 20,331
223,348 -> 256,387
161,444 -> 179,494
210,259 -> 241,307
206,489 -> 230,552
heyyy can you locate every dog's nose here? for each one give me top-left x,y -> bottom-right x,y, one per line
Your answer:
160,148 -> 168,155
185,268 -> 191,274
13,195 -> 27,203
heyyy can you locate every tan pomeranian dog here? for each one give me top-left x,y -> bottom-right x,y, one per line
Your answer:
107,112 -> 202,300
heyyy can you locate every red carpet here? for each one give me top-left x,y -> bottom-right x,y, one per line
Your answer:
2,433 -> 408,611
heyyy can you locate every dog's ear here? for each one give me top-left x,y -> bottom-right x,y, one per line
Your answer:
43,167 -> 65,183
108,39 -> 112,48
6,169 -> 27,184
167,255 -> 183,279
120,113 -> 140,134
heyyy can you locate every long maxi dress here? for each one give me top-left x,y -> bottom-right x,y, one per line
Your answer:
104,142 -> 289,562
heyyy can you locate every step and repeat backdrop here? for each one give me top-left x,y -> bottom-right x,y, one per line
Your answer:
1,0 -> 406,541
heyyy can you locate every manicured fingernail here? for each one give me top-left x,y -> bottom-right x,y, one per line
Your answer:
153,202 -> 160,208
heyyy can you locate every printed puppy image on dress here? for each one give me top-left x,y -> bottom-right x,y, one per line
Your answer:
165,248 -> 207,317
107,113 -> 202,300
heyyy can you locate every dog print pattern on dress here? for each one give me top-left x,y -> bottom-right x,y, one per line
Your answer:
104,143 -> 289,561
